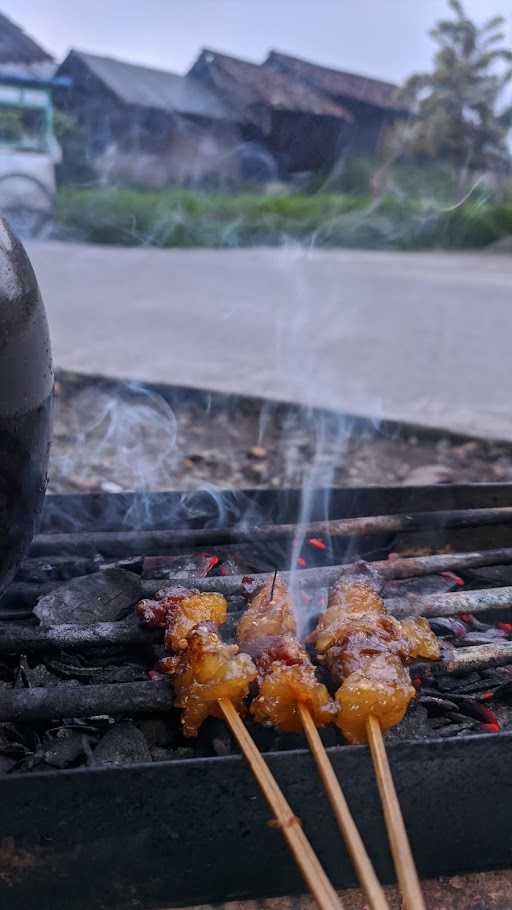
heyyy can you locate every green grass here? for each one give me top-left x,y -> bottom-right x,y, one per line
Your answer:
55,187 -> 512,250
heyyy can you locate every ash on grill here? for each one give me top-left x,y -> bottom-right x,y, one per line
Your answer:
2,489 -> 512,774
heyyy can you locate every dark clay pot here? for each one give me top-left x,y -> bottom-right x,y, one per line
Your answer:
0,219 -> 53,596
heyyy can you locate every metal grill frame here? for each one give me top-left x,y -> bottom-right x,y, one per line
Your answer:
2,484 -> 512,910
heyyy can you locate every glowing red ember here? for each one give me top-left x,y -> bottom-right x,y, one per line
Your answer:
308,538 -> 326,550
480,722 -> 500,733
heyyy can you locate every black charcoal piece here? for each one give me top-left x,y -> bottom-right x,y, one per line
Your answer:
94,663 -> 149,684
34,569 -> 142,626
386,703 -> 432,741
381,575 -> 458,597
93,721 -> 152,766
44,730 -> 87,769
22,664 -> 71,688
136,716 -> 178,748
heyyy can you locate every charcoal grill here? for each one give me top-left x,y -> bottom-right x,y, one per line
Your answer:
1,482 -> 512,910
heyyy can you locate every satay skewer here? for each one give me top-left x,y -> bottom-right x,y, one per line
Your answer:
218,697 -> 343,910
297,703 -> 390,910
309,575 -> 436,910
136,588 -> 343,910
239,579 -> 388,910
366,717 -> 425,910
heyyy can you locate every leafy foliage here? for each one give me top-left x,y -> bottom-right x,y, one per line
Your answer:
392,0 -> 512,178
55,186 -> 512,251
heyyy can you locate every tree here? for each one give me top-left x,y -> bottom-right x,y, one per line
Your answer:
389,1 -> 512,188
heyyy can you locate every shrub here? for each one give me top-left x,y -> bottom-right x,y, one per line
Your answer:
55,187 -> 512,251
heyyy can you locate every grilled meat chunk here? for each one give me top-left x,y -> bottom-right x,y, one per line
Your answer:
137,586 -> 227,651
160,623 -> 257,737
310,575 -> 440,743
239,581 -> 335,733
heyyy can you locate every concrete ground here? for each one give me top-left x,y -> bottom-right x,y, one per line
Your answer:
26,240 -> 512,441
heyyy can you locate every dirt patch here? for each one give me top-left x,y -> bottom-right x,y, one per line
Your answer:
48,371 -> 512,495
180,869 -> 512,910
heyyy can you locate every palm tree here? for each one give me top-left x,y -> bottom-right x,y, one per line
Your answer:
389,0 -> 512,192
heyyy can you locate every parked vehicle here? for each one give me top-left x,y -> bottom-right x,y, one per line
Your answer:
0,74 -> 63,236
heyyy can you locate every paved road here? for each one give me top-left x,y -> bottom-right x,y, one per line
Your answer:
26,241 -> 512,440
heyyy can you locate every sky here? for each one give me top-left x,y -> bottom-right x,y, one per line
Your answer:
4,0 -> 512,85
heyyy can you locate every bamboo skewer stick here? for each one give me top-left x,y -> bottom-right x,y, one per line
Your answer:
366,716 -> 425,910
217,697 -> 343,910
297,703 -> 389,910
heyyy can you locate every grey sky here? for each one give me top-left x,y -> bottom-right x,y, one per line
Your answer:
3,0 -> 511,85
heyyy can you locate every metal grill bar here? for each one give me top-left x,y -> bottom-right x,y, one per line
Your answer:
28,507 -> 512,558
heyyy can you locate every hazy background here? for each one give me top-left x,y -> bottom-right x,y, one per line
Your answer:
4,0 -> 511,82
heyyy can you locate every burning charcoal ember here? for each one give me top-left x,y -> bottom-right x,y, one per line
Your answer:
308,538 -> 327,551
452,699 -> 500,726
142,553 -> 221,580
93,722 -> 152,766
34,569 -> 143,626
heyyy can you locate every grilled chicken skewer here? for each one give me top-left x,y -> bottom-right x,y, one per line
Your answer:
309,570 -> 440,744
136,585 -> 343,910
238,578 -> 336,731
310,571 -> 440,910
239,578 -> 389,910
137,586 -> 256,736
